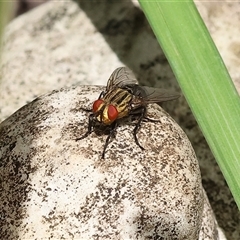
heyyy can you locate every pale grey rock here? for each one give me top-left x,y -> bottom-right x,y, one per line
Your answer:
0,85 -> 220,239
0,0 -> 238,239
0,0 -> 122,122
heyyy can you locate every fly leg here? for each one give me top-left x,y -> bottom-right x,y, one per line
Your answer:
98,91 -> 105,99
101,122 -> 117,159
80,91 -> 105,112
143,116 -> 160,123
133,107 -> 146,151
76,113 -> 94,141
80,108 -> 92,112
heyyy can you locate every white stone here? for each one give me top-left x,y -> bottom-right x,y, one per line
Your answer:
0,85 -> 220,239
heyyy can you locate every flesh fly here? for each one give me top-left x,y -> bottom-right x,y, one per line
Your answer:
76,67 -> 180,158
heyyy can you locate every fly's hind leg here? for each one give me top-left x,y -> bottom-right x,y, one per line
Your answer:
143,116 -> 160,123
76,113 -> 94,141
133,107 -> 146,151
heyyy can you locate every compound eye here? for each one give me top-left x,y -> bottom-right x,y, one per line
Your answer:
93,99 -> 104,112
107,105 -> 118,121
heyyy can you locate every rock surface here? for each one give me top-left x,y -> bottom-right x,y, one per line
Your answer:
0,0 -> 239,239
1,85 -> 219,239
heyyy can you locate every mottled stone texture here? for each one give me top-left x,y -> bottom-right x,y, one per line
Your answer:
0,86 -> 219,239
1,0 -> 238,239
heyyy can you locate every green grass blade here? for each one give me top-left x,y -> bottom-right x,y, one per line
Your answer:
0,1 -> 12,85
138,0 -> 240,209
0,2 -> 12,45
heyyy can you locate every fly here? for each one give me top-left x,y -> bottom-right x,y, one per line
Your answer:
76,67 -> 180,158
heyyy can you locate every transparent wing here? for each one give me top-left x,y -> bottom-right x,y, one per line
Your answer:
106,67 -> 138,90
130,85 -> 180,103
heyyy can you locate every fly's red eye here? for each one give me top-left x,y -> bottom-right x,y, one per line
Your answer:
107,105 -> 118,121
93,99 -> 104,112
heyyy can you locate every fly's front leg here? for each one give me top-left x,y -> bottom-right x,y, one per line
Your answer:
101,122 -> 117,159
80,91 -> 104,112
98,91 -> 105,99
133,107 -> 146,150
80,107 -> 92,112
76,113 -> 94,141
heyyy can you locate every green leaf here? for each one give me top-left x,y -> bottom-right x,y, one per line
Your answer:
138,0 -> 240,209
0,2 -> 12,85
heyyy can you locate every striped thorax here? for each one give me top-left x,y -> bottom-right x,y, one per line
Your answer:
93,88 -> 133,125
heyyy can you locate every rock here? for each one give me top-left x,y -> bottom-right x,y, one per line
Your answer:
1,0 -> 237,238
0,85 -> 220,239
0,0 -> 124,122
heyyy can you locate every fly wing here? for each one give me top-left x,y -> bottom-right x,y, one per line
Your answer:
131,85 -> 180,103
106,67 -> 138,90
